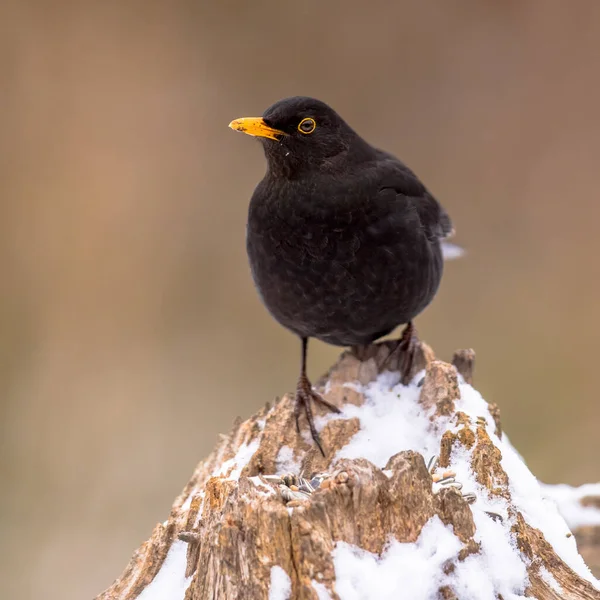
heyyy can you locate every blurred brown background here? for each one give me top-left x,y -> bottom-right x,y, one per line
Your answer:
1,1 -> 599,598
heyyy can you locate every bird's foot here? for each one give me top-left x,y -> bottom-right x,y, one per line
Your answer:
398,322 -> 419,385
294,374 -> 341,457
378,322 -> 420,383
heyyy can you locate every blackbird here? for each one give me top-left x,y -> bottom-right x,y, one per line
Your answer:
229,96 -> 455,455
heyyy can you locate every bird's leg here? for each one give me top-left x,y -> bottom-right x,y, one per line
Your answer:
398,321 -> 419,385
294,337 -> 341,456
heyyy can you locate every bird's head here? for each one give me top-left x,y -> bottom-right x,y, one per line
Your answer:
229,96 -> 367,177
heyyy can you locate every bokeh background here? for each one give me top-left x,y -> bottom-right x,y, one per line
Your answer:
2,1 -> 600,598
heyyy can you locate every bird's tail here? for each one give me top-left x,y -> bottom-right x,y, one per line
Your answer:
441,241 -> 465,261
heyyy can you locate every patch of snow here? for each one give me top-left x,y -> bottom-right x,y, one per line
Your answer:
268,566 -> 291,600
335,371 -> 437,468
311,581 -> 333,600
192,492 -> 206,528
181,486 -> 204,512
502,432 -> 526,462
330,371 -> 600,593
497,423 -> 597,585
249,476 -> 277,497
136,541 -> 191,600
333,516 -> 527,600
213,438 -> 260,481
462,501 -> 529,598
276,445 -> 301,475
454,384 -> 597,586
181,492 -> 194,511
342,381 -> 363,393
541,482 -> 600,529
539,566 -> 562,593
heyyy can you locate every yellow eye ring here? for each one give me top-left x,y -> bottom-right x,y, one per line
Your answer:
298,118 -> 316,134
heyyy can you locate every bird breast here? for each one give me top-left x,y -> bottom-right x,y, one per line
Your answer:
245,178 -> 442,345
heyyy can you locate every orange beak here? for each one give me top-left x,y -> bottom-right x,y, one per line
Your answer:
228,117 -> 286,141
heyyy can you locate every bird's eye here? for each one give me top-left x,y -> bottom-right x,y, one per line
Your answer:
298,118 -> 316,134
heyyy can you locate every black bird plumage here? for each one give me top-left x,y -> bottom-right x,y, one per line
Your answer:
230,96 -> 454,454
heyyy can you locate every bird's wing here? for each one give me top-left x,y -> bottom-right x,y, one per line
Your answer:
374,158 -> 454,241
368,158 -> 464,260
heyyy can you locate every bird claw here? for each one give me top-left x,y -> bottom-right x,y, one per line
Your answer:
398,322 -> 419,385
380,322 -> 420,384
294,375 -> 340,457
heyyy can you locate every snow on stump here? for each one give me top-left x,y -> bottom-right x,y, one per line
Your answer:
96,342 -> 600,600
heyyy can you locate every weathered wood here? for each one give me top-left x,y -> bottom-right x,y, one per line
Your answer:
96,343 -> 600,600
452,348 -> 475,385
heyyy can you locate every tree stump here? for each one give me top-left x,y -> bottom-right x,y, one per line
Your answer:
96,342 -> 600,600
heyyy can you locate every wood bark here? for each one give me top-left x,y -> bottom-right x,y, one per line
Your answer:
96,342 -> 600,600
